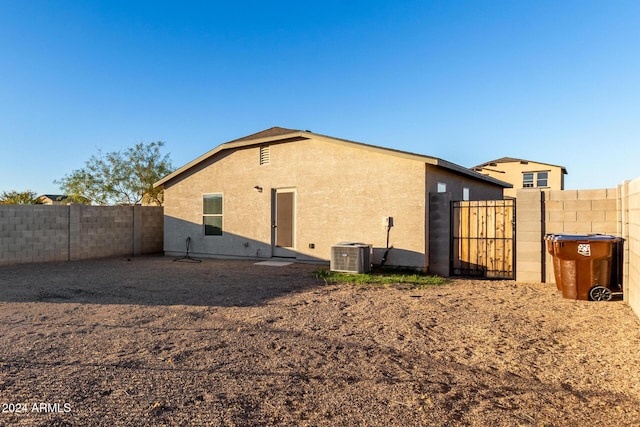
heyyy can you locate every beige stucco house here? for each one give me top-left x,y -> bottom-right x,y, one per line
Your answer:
38,194 -> 70,205
471,157 -> 567,198
154,127 -> 511,270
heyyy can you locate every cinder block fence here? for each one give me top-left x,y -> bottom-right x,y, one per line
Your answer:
2,181 -> 640,323
0,205 -> 163,266
516,177 -> 640,320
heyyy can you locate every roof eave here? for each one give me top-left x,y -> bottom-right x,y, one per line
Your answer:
154,129 -> 512,189
473,158 -> 568,175
310,133 -> 440,165
435,158 -> 513,188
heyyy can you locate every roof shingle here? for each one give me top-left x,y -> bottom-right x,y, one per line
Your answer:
227,126 -> 301,143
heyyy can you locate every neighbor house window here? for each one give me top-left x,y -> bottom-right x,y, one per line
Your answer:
203,194 -> 223,236
437,182 -> 447,193
537,171 -> 549,187
523,171 -> 549,188
523,173 -> 534,188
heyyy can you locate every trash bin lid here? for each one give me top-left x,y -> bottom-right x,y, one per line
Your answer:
544,233 -> 621,242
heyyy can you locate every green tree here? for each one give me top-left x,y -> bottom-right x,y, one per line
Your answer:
0,190 -> 43,204
56,141 -> 174,206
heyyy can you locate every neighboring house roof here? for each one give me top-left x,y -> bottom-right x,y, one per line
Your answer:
39,194 -> 69,202
472,157 -> 568,175
154,127 -> 512,188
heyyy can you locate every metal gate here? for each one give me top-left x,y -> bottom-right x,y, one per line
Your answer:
451,199 -> 515,279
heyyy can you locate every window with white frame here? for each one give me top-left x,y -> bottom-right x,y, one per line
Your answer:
537,171 -> 549,187
203,194 -> 223,236
437,182 -> 447,193
463,187 -> 470,201
523,171 -> 549,188
522,173 -> 534,188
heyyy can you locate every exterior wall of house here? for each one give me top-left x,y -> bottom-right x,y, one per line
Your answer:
163,137 -> 430,268
425,165 -> 505,201
478,161 -> 564,198
162,137 -> 507,269
0,205 -> 163,266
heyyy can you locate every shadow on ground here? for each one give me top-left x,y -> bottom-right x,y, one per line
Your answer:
0,255 -> 326,307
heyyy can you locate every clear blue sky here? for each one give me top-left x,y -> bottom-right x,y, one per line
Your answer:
1,0 -> 639,195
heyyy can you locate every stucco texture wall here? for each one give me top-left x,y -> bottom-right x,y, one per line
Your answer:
425,166 -> 505,201
163,137 -> 429,268
480,161 -> 564,198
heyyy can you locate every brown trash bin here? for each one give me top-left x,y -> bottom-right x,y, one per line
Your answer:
545,237 -> 563,291
544,234 -> 622,301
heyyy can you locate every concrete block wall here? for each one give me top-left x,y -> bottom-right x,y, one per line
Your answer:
0,205 -> 70,265
542,188 -> 620,284
515,190 -> 544,283
516,188 -> 621,283
141,206 -> 164,254
544,189 -> 619,235
0,205 -> 163,266
625,178 -> 640,319
76,206 -> 135,260
516,182 -> 640,321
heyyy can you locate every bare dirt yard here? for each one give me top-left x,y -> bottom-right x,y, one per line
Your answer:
0,256 -> 639,426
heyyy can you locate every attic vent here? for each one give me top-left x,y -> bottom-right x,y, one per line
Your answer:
260,146 -> 270,165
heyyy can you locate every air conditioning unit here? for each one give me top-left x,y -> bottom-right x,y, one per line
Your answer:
330,243 -> 372,273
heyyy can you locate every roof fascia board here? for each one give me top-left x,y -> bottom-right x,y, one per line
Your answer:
311,133 -> 439,165
314,134 -> 510,188
475,158 -> 568,174
155,129 -> 511,189
434,158 -> 513,188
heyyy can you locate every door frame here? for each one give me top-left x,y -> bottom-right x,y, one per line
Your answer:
271,187 -> 297,258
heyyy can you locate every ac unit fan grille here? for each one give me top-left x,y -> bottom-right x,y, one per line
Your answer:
330,244 -> 371,273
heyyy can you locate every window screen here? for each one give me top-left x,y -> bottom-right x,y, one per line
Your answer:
203,194 -> 223,235
537,172 -> 549,187
523,173 -> 534,188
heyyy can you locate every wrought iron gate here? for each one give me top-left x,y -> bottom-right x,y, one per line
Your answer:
451,199 -> 516,279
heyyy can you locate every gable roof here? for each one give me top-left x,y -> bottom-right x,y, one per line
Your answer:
154,127 -> 512,188
473,157 -> 568,174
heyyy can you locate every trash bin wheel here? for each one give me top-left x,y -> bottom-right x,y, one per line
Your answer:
589,286 -> 612,301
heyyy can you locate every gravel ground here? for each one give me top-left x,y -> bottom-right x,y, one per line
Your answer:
0,256 -> 639,426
